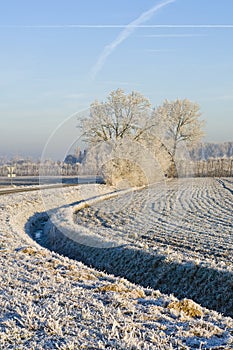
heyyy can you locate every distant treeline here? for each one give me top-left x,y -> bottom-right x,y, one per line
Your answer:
190,142 -> 233,160
176,158 -> 233,178
0,161 -> 81,177
0,158 -> 232,178
0,143 -> 232,178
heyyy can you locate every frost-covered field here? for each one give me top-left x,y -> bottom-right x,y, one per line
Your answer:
44,178 -> 233,316
1,181 -> 233,349
75,178 -> 232,264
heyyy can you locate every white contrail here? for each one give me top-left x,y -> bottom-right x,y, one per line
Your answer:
1,24 -> 233,29
90,0 -> 175,79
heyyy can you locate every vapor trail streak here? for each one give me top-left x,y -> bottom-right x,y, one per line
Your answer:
90,0 -> 175,79
1,24 -> 233,29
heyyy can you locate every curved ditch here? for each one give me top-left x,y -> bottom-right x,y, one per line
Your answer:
27,178 -> 233,318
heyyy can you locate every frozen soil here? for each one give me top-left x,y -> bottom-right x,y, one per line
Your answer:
1,182 -> 233,349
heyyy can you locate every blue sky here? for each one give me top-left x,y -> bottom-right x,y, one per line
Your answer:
0,0 -> 233,159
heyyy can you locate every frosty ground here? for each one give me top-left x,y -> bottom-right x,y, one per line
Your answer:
0,179 -> 233,349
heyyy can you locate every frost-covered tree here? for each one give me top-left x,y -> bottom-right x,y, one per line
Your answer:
81,89 -> 164,186
155,98 -> 204,158
82,89 -> 152,145
81,92 -> 205,183
81,89 -> 168,185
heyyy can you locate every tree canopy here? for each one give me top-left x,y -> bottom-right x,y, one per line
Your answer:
154,98 -> 204,157
82,89 -> 152,144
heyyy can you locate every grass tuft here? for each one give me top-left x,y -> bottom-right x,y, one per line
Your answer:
168,298 -> 203,318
